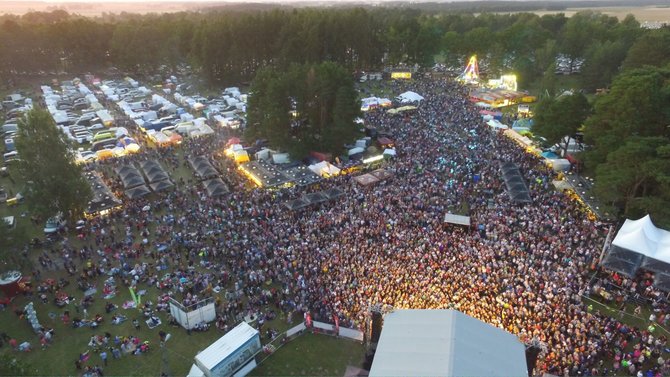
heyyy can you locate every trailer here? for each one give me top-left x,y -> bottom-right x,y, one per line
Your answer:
193,322 -> 261,377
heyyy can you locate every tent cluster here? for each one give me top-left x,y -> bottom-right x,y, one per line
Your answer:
116,160 -> 174,199
189,156 -> 220,180
353,169 -> 394,187
602,215 -> 670,290
84,171 -> 121,216
283,187 -> 345,211
308,161 -> 341,178
499,161 -> 531,204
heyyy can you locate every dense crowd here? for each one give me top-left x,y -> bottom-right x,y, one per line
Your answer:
16,77 -> 670,376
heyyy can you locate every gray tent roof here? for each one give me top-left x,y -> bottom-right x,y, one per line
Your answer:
196,165 -> 219,179
281,165 -> 322,186
203,178 -> 229,197
150,180 -> 174,192
370,169 -> 393,181
305,192 -> 327,205
500,162 -> 531,204
284,198 -> 310,210
139,160 -> 162,170
116,165 -> 138,176
125,185 -> 151,199
146,170 -> 170,184
322,188 -> 345,200
122,175 -> 146,189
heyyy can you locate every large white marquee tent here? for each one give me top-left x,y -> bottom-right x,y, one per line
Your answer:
602,215 -> 670,290
369,309 -> 527,377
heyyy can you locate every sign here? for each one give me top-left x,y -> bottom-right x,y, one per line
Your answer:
391,72 -> 412,80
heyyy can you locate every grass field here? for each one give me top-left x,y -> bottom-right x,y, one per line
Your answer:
250,333 -> 365,377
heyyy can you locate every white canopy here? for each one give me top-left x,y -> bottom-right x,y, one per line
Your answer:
487,119 -> 509,130
348,147 -> 365,156
383,148 -> 397,157
611,215 -> 670,262
309,161 -> 341,177
603,215 -> 670,284
443,213 -> 471,226
397,91 -> 424,103
369,309 -> 527,377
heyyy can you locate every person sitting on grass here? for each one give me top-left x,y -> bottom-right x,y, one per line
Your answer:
111,314 -> 127,325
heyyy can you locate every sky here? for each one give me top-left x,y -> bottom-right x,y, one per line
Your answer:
33,0 -> 580,2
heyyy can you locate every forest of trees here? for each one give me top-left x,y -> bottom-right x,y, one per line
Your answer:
1,8 -> 669,223
1,8 -> 667,88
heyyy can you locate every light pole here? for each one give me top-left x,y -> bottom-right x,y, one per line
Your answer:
160,333 -> 172,377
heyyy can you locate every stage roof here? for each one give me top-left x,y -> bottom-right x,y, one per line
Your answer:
369,309 -> 527,377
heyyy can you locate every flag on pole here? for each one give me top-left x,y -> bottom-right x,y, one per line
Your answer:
129,287 -> 138,305
333,313 -> 340,335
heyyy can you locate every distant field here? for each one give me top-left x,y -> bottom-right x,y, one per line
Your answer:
503,6 -> 670,23
0,1 -> 207,16
1,2 -> 670,22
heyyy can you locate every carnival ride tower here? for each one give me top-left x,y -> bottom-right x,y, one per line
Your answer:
460,55 -> 480,83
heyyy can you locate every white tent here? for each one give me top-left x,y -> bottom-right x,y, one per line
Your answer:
397,91 -> 424,103
272,153 -> 290,164
548,158 -> 571,172
486,119 -> 509,130
369,309 -> 527,377
383,148 -> 397,157
603,215 -> 670,281
348,147 -> 365,156
443,214 -> 471,226
308,161 -> 341,177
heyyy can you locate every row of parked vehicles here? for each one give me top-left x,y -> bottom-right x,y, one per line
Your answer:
2,94 -> 32,163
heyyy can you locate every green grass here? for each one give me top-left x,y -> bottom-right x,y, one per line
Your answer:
250,333 -> 365,377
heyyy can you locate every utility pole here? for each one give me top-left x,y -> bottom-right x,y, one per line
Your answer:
159,333 -> 172,377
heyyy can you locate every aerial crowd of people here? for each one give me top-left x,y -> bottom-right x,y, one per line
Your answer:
11,76 -> 670,377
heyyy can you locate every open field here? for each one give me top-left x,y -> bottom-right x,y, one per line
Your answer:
0,1 -> 210,16
502,6 -> 670,22
1,1 -> 670,23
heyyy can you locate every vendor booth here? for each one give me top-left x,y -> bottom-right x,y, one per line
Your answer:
0,270 -> 23,299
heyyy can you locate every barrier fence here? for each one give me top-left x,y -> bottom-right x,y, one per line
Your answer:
581,295 -> 670,337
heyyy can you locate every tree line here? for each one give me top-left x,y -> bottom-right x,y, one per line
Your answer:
1,8 -> 667,88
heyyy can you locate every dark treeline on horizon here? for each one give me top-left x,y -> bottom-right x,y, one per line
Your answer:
1,6 -> 668,88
